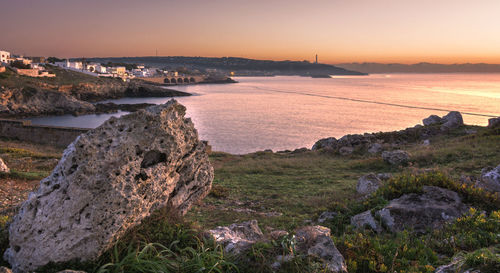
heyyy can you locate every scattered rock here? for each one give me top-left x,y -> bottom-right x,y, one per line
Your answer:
368,143 -> 383,154
376,186 -> 468,233
209,220 -> 264,254
295,226 -> 347,272
351,210 -> 382,233
382,150 -> 410,166
423,139 -> 430,146
312,137 -> 337,150
487,117 -> 500,128
339,146 -> 354,155
356,173 -> 382,195
318,211 -> 337,223
423,115 -> 442,126
5,101 -> 214,272
377,173 -> 393,181
476,164 -> 500,192
440,111 -> 464,131
0,158 -> 9,173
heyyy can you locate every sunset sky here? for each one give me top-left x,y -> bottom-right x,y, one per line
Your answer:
1,0 -> 499,64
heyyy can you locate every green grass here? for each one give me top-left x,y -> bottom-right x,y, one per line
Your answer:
0,125 -> 499,272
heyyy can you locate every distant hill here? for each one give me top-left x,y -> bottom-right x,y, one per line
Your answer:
84,56 -> 365,76
335,62 -> 500,74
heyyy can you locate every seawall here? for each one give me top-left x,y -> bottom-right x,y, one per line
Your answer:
0,119 -> 89,147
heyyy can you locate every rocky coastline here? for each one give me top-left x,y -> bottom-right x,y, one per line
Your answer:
0,67 -> 191,118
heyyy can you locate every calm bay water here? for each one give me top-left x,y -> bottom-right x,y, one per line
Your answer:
29,74 -> 500,154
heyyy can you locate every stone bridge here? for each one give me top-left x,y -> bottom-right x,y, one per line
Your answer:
142,75 -> 205,85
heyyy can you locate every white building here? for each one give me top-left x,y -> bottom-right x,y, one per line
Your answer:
0,50 -> 11,63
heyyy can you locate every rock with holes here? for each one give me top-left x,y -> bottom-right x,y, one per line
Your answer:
0,158 -> 9,173
4,100 -> 213,273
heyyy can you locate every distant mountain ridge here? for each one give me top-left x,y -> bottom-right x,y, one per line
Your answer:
84,56 -> 365,76
335,62 -> 500,74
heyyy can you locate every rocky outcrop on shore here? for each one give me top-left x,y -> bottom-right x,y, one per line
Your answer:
312,111 -> 465,155
4,100 -> 213,272
0,75 -> 190,118
0,86 -> 96,117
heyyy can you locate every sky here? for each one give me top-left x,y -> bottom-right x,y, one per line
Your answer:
1,0 -> 499,64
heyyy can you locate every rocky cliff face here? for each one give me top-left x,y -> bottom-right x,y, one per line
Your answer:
0,86 -> 95,117
4,100 -> 213,272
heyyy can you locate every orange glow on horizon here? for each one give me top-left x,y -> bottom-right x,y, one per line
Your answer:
1,0 -> 499,64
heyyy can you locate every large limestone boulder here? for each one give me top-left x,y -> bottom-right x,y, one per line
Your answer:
0,158 -> 9,173
209,220 -> 264,254
382,150 -> 410,166
295,226 -> 347,272
376,186 -> 468,233
356,173 -> 382,195
440,111 -> 463,131
4,100 -> 214,273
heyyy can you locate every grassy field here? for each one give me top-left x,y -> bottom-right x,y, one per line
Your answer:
0,124 -> 499,272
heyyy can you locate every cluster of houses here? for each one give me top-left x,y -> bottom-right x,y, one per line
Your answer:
1,49 -> 188,82
53,60 -> 177,81
0,50 -> 55,77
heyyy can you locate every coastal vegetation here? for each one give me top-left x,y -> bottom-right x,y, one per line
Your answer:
0,122 -> 498,272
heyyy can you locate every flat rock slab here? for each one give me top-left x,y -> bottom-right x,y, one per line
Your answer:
377,186 -> 468,233
5,100 -> 213,273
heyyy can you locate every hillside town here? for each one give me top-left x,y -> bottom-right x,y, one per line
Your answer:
0,49 -> 183,81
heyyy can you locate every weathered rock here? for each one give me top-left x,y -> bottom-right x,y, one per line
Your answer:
423,115 -> 442,126
423,139 -> 430,146
476,164 -> 500,192
318,211 -> 337,223
0,158 -> 9,173
0,86 -> 96,117
4,100 -> 214,273
339,146 -> 354,155
368,143 -> 383,154
376,186 -> 468,233
337,134 -> 370,148
351,210 -> 382,233
440,111 -> 464,131
377,173 -> 393,181
487,117 -> 500,128
209,220 -> 264,254
312,137 -> 337,150
356,173 -> 382,195
382,150 -> 410,166
295,226 -> 347,272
